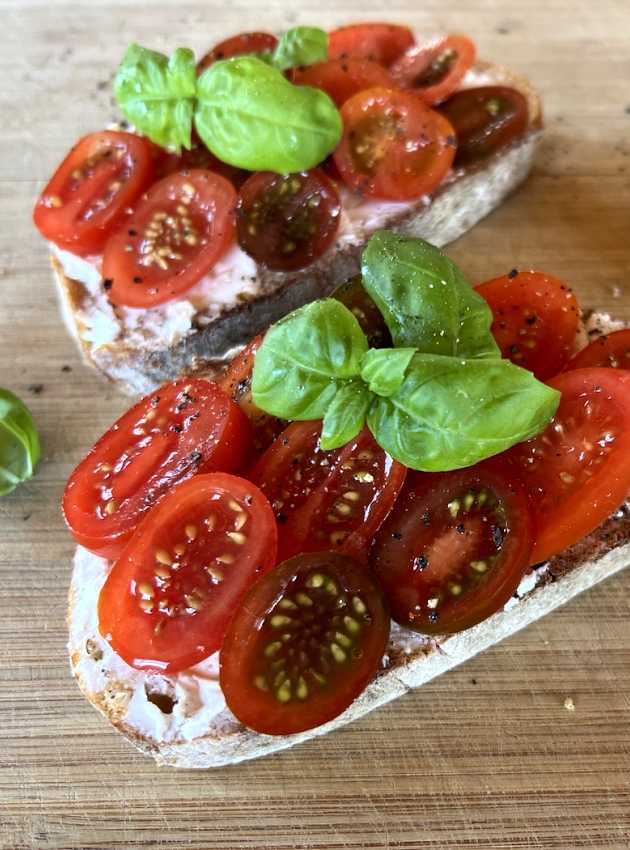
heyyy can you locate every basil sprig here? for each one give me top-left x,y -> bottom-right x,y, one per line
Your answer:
0,389 -> 41,496
251,233 -> 561,472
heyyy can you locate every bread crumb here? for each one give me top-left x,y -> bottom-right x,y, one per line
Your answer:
564,697 -> 575,712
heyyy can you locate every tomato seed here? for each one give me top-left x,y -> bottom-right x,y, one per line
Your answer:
155,548 -> 172,566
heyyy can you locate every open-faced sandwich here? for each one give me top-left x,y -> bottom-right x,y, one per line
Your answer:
33,22 -> 542,395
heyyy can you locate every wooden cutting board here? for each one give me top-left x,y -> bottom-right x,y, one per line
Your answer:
1,1 -> 629,848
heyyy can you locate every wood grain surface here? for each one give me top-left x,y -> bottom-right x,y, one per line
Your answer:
1,1 -> 630,848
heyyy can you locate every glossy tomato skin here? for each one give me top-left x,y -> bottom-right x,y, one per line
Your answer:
332,275 -> 390,348
566,329 -> 630,371
328,23 -> 415,66
390,34 -> 476,106
33,132 -> 156,256
155,142 -> 248,188
333,87 -> 456,201
505,368 -> 630,564
220,551 -> 390,735
197,31 -> 278,75
98,473 -> 278,673
475,270 -> 580,380
103,169 -> 236,308
370,462 -> 534,634
292,58 -> 396,107
63,379 -> 251,559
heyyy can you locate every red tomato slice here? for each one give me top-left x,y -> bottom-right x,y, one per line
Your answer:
98,473 -> 278,673
63,379 -> 251,559
220,551 -> 390,734
250,422 -> 407,563
567,329 -> 630,371
328,23 -> 415,66
33,132 -> 156,256
505,369 -> 630,564
197,31 -> 278,75
370,462 -> 534,634
333,88 -> 456,201
236,169 -> 341,271
155,142 -> 248,188
475,271 -> 580,380
390,34 -> 476,106
292,58 -> 396,107
103,169 -> 236,308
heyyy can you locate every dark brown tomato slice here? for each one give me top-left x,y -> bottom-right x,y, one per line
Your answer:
98,473 -> 278,673
475,270 -> 580,380
370,462 -> 534,634
103,169 -> 236,308
250,422 -> 407,564
63,379 -> 252,559
236,169 -> 341,272
438,86 -> 529,166
333,87 -> 456,201
197,31 -> 278,75
390,34 -> 476,106
292,58 -> 396,107
33,131 -> 156,256
566,329 -> 630,371
332,275 -> 391,348
328,23 -> 415,66
220,551 -> 390,735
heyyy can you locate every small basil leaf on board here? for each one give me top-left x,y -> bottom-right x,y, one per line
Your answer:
0,389 -> 41,496
320,380 -> 371,451
114,45 -> 196,152
360,348 -> 416,398
367,354 -> 560,472
252,300 -> 369,420
362,231 -> 501,359
195,57 -> 342,173
272,27 -> 328,71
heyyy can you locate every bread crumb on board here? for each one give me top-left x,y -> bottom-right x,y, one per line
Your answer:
564,697 -> 576,712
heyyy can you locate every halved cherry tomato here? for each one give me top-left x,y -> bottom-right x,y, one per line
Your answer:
197,31 -> 278,75
98,473 -> 278,673
155,142 -> 248,188
236,169 -> 341,271
103,169 -> 236,308
328,23 -> 415,66
566,329 -> 630,371
390,34 -> 476,106
438,86 -> 529,166
220,551 -> 389,734
475,271 -> 580,380
505,368 -> 630,563
33,131 -> 155,256
370,462 -> 533,634
63,379 -> 251,559
250,421 -> 407,563
332,275 -> 390,348
333,88 -> 456,201
292,58 -> 396,107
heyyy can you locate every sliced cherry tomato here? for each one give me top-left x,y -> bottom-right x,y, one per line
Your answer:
250,422 -> 407,563
236,169 -> 341,271
567,329 -> 630,371
390,34 -> 476,106
475,270 -> 580,380
220,551 -> 389,734
197,31 -> 278,75
332,275 -> 390,348
292,58 -> 396,107
155,142 -> 248,188
63,379 -> 251,559
505,369 -> 630,564
438,86 -> 529,166
33,131 -> 155,256
370,462 -> 533,634
103,169 -> 236,308
328,23 -> 415,66
333,88 -> 456,201
98,473 -> 278,673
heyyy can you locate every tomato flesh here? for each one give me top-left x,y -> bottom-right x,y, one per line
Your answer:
63,379 -> 251,559
155,142 -> 248,188
33,131 -> 155,256
98,473 -> 278,673
220,551 -> 390,735
370,462 -> 533,634
197,31 -> 278,75
390,34 -> 476,106
567,329 -> 630,371
328,23 -> 415,66
292,58 -> 396,107
475,270 -> 580,380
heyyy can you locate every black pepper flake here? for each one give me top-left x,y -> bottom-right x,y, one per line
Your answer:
509,344 -> 520,355
188,412 -> 200,422
413,554 -> 429,571
27,384 -> 44,395
456,523 -> 465,534
133,276 -> 143,284
446,134 -> 457,148
61,365 -> 72,373
491,525 -> 505,549
119,119 -> 130,129
282,437 -> 290,446
428,611 -> 439,624
172,424 -> 183,434
421,511 -> 431,527
507,268 -> 519,279
277,513 -> 288,524
525,315 -> 537,325
245,495 -> 253,506
102,278 -> 113,291
189,451 -> 202,464
128,229 -> 138,236
150,396 -> 161,407
392,531 -> 403,540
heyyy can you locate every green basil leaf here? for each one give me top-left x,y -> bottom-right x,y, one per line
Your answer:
367,354 -> 560,471
0,389 -> 41,496
252,299 -> 369,420
114,44 -> 196,152
320,380 -> 371,451
362,231 -> 501,359
360,348 -> 416,398
195,56 -> 342,173
272,27 -> 328,71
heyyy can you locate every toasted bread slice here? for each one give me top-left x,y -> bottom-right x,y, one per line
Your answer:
52,60 -> 543,396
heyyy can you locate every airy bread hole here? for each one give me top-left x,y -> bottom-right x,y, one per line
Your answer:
144,683 -> 177,714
